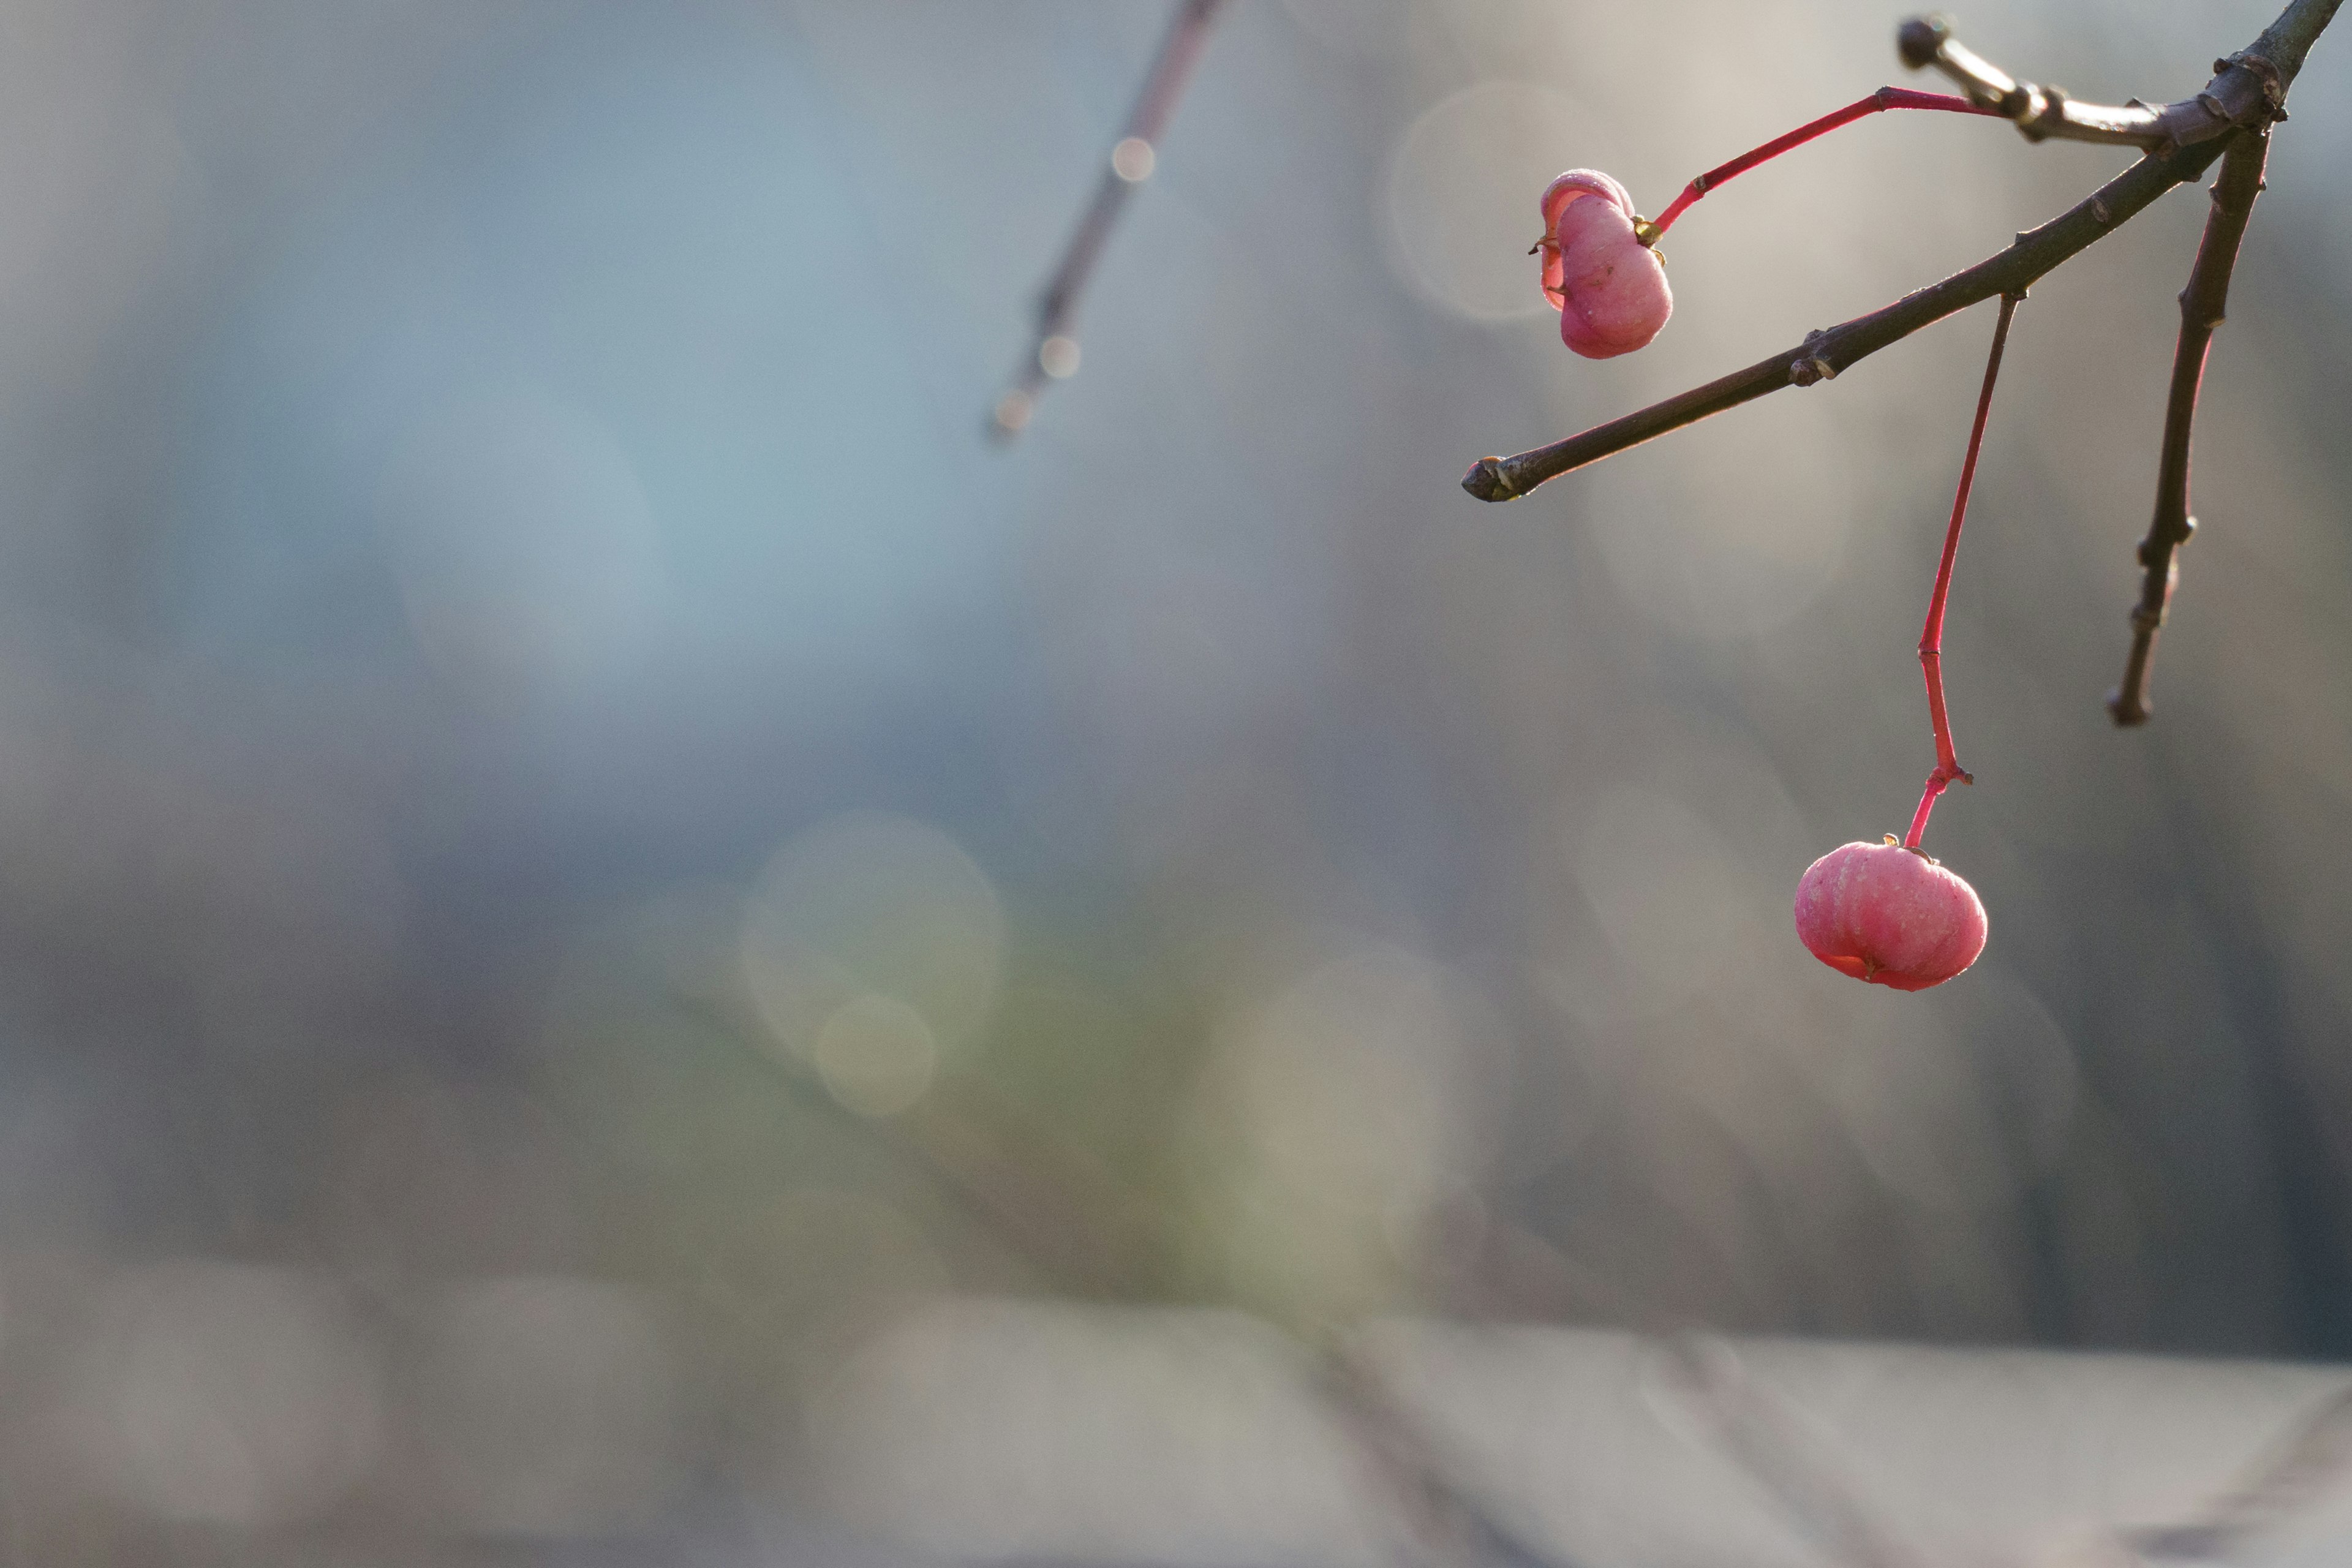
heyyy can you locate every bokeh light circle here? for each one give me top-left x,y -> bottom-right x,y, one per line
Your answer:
739,812 -> 1005,1087
1387,81 -> 1593,322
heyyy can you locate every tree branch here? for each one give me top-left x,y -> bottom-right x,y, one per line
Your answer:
1896,15 -> 2280,149
2248,0 -> 2348,84
1463,0 -> 2335,505
1462,136 -> 2227,502
2108,129 -> 2269,726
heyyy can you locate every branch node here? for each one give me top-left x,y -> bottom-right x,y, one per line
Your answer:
1790,355 -> 1835,386
2223,49 -> 2287,118
2021,84 -> 2071,142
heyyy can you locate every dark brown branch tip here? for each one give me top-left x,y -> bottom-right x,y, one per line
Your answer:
1463,457 -> 1520,502
1896,15 -> 1950,70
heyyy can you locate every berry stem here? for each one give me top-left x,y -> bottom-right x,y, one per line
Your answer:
1904,290 -> 2019,851
1644,88 -> 2000,242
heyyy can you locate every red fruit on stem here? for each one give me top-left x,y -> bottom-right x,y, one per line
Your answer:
1793,840 -> 1987,991
1537,170 -> 1672,359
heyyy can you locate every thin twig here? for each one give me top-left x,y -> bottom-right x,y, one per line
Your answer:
1905,292 -> 2018,849
1461,135 -> 2227,503
1895,16 -> 2280,149
2108,129 -> 2270,726
992,0 -> 1230,439
1899,17 -> 2162,146
1642,88 -> 1999,243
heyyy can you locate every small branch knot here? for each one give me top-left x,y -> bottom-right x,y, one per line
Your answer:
2138,518 -> 2196,565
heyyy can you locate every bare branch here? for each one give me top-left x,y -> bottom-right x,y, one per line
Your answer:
2109,129 -> 2269,725
2247,0 -> 2348,85
1465,0 -> 2335,505
1462,135 -> 2227,502
992,0 -> 1230,439
1898,16 -> 2170,147
1896,6 -> 2323,149
1322,1346 -> 1602,1568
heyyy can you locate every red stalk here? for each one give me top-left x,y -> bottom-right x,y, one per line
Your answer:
1904,292 -> 2019,850
1645,88 -> 2000,241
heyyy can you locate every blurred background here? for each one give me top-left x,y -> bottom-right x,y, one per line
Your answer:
1,0 -> 2349,1562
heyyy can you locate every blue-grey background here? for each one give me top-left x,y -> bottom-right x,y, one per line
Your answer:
0,0 -> 2347,1559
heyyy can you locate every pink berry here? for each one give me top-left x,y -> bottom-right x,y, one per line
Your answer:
1537,170 -> 1673,359
1792,841 -> 1987,992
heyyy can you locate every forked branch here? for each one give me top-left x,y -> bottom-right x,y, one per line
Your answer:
1463,0 -> 2334,506
1461,135 -> 2228,502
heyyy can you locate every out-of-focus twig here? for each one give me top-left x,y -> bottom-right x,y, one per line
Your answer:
991,0 -> 1229,440
1660,1335 -> 1930,1568
2108,129 -> 2269,726
681,985 -> 1583,1568
2123,1381 -> 2352,1561
1322,1343 -> 1599,1568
